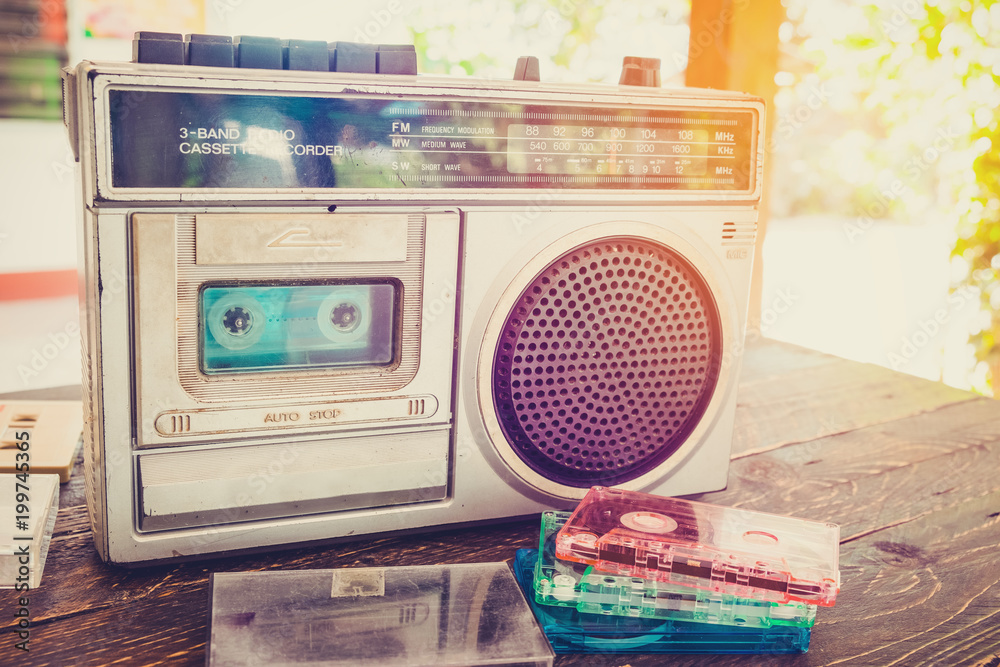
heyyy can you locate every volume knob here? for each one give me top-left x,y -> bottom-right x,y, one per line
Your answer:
619,56 -> 661,87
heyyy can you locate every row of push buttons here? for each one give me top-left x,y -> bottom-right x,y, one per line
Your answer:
132,32 -> 660,86
132,32 -> 418,75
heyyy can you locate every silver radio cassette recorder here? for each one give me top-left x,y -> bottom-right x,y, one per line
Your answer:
62,34 -> 763,563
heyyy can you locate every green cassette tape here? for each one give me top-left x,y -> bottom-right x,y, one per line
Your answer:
535,511 -> 817,629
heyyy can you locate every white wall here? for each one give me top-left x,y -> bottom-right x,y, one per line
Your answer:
0,120 -> 78,273
760,215 -> 982,392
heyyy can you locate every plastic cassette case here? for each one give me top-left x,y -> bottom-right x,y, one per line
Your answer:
0,474 -> 59,589
206,562 -> 554,667
535,511 -> 817,628
514,549 -> 810,655
0,401 -> 83,483
556,487 -> 841,606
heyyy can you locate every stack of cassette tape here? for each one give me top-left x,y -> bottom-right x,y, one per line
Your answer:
513,486 -> 841,654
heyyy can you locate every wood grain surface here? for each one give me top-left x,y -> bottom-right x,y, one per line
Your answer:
2,339 -> 998,666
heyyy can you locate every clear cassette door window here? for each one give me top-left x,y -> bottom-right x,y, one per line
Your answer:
200,282 -> 398,373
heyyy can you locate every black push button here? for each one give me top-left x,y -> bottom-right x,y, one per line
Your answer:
133,32 -> 184,65
187,34 -> 234,67
513,56 -> 540,82
331,42 -> 377,73
236,35 -> 283,69
284,39 -> 329,71
619,56 -> 661,87
376,45 -> 417,75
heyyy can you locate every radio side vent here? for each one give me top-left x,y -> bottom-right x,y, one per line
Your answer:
80,334 -> 96,523
81,311 -> 108,559
61,74 -> 68,126
721,221 -> 757,246
61,68 -> 80,161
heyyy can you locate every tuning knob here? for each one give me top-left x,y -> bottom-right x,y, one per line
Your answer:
513,56 -> 540,82
619,56 -> 661,87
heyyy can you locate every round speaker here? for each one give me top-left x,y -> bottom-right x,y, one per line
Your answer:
489,236 -> 722,488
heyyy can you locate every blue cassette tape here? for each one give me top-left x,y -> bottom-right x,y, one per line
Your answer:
534,511 -> 816,628
514,549 -> 811,655
200,282 -> 397,373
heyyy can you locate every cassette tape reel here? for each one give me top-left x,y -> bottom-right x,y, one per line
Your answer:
201,282 -> 397,373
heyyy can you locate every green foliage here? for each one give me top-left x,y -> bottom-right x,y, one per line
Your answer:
778,0 -> 1000,394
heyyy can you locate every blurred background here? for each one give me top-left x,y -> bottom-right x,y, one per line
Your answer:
0,0 -> 996,397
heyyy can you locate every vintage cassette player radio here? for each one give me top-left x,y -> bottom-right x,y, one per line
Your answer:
62,34 -> 764,563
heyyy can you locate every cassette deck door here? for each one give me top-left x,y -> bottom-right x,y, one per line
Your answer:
131,210 -> 459,448
129,209 -> 459,532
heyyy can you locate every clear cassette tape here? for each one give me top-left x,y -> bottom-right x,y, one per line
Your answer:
555,487 -> 840,606
206,562 -> 554,667
514,549 -> 811,655
535,511 -> 817,628
0,474 -> 59,589
200,281 -> 397,374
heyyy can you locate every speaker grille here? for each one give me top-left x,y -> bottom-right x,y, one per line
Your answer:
491,237 -> 722,487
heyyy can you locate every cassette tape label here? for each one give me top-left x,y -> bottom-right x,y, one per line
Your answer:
200,282 -> 398,374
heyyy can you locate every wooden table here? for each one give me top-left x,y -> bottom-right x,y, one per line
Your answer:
2,338 -> 999,666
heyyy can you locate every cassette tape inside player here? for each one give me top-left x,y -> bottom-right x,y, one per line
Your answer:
63,35 -> 764,563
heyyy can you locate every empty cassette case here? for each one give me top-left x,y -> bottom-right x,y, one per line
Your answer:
206,562 -> 554,667
535,511 -> 817,627
0,401 -> 83,483
514,549 -> 811,655
0,474 -> 59,589
555,487 -> 841,606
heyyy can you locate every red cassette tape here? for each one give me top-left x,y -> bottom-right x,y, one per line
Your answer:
555,487 -> 841,606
